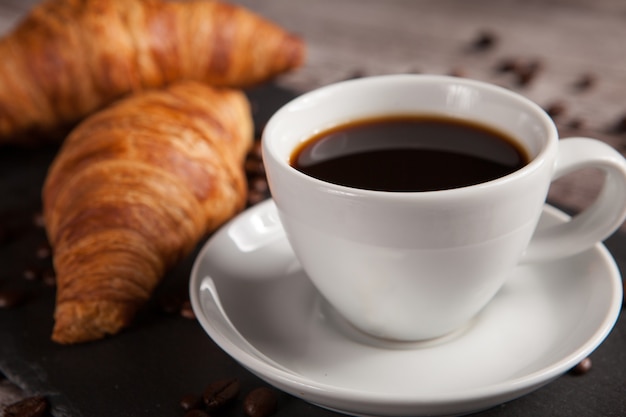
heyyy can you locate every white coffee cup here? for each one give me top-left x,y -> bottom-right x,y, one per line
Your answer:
262,75 -> 626,342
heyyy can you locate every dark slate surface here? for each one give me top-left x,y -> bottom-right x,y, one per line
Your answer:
0,83 -> 624,417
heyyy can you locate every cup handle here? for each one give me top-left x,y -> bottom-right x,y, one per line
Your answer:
522,137 -> 626,263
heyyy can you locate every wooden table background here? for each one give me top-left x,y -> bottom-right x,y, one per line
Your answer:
1,0 -> 625,217
236,0 -> 626,225
0,1 -> 624,416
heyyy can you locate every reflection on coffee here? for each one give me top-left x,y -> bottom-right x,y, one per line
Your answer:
290,114 -> 530,192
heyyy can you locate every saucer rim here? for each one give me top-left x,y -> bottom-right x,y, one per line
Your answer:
189,199 -> 623,413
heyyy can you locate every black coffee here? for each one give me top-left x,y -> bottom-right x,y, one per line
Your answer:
290,115 -> 530,192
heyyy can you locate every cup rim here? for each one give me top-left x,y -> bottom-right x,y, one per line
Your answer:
262,74 -> 558,198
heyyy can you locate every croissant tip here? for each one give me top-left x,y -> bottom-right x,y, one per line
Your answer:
52,301 -> 136,344
287,34 -> 307,69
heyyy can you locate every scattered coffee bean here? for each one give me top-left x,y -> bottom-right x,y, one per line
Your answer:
526,59 -> 544,74
495,57 -> 521,73
250,141 -> 263,160
35,243 -> 51,259
0,289 -> 28,309
545,101 -> 567,118
612,115 -> 626,133
471,30 -> 498,51
0,378 -> 24,408
32,212 -> 45,228
250,178 -> 269,194
3,395 -> 48,417
573,72 -> 596,91
180,393 -> 202,411
243,387 -> 278,417
41,269 -> 56,287
22,267 -> 40,281
203,378 -> 241,411
179,379 -> 285,417
497,57 -> 543,86
180,300 -> 196,320
344,69 -> 366,80
515,69 -> 534,87
183,410 -> 210,417
570,357 -> 592,375
247,190 -> 267,207
249,99 -> 260,117
245,159 -> 265,176
568,117 -> 586,130
515,59 -> 543,87
158,293 -> 184,315
448,67 -> 467,78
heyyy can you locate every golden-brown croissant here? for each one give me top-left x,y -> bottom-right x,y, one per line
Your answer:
0,0 -> 304,144
43,81 -> 253,344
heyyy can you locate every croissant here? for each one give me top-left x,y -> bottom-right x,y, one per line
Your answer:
0,0 -> 304,144
43,81 -> 253,344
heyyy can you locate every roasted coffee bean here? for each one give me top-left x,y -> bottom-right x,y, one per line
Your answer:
35,243 -> 51,259
250,178 -> 269,194
22,267 -> 40,281
570,357 -> 592,375
448,67 -> 467,78
180,300 -> 196,320
344,69 -> 366,80
203,378 -> 240,411
249,99 -> 260,116
568,117 -> 586,130
515,64 -> 538,86
613,115 -> 626,133
0,289 -> 28,309
574,73 -> 596,91
41,269 -> 56,287
245,159 -> 265,176
3,395 -> 48,417
525,59 -> 544,73
471,30 -> 497,51
515,68 -> 535,86
495,57 -> 521,73
180,393 -> 202,411
512,59 -> 543,87
250,141 -> 263,160
247,190 -> 267,207
183,410 -> 210,417
32,212 -> 45,228
243,387 -> 278,417
545,101 -> 566,118
0,377 -> 24,404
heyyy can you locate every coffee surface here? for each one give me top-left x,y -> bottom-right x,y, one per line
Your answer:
290,115 -> 529,191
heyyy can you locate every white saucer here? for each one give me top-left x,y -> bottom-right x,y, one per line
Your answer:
189,199 -> 623,417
